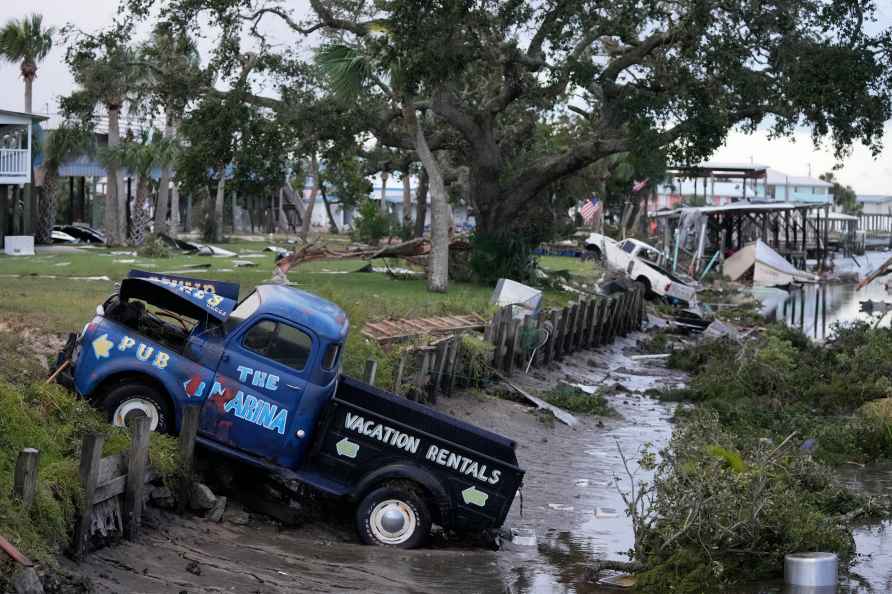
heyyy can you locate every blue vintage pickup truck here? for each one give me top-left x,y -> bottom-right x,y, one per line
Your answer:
58,271 -> 523,548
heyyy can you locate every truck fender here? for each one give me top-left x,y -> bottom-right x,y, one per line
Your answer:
351,462 -> 451,524
83,359 -> 183,418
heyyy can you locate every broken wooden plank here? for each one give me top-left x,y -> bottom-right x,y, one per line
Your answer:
497,375 -> 578,427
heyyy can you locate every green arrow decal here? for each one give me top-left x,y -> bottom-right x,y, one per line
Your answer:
461,486 -> 489,507
335,437 -> 359,459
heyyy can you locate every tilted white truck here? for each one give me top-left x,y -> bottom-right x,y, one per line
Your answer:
584,233 -> 698,304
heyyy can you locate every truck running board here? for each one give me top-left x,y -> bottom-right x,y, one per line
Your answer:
194,436 -> 352,497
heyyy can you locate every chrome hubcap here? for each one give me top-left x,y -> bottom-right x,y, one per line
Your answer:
369,499 -> 416,545
113,398 -> 159,431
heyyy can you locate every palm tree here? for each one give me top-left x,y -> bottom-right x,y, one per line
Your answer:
101,129 -> 177,245
317,43 -> 451,293
66,37 -> 142,244
141,24 -> 203,235
38,125 -> 93,244
0,14 -> 54,112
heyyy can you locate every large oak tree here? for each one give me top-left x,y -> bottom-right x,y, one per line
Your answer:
128,0 -> 891,241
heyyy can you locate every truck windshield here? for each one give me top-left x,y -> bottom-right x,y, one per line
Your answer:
224,291 -> 261,334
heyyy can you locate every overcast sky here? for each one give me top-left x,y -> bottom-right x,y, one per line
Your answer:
2,0 -> 891,194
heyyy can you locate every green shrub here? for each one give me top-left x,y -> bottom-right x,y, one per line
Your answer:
540,384 -> 616,416
351,199 -> 394,246
634,410 -> 866,592
469,231 -> 538,285
136,234 -> 172,258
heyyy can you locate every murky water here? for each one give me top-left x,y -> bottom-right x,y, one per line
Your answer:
760,251 -> 892,341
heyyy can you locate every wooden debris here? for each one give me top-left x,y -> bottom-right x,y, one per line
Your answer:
362,313 -> 487,343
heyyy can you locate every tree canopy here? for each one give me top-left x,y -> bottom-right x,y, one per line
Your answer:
118,0 -> 892,245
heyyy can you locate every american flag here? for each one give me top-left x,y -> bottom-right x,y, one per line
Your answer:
632,179 -> 649,193
580,196 -> 602,224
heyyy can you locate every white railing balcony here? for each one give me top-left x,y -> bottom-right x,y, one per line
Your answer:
0,148 -> 29,179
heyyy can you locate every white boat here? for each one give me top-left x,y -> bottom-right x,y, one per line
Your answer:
723,240 -> 818,287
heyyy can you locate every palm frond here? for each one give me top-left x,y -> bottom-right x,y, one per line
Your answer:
316,43 -> 373,101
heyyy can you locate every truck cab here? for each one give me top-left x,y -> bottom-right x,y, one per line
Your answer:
62,271 -> 523,548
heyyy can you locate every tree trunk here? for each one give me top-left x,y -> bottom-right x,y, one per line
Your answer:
24,75 -> 33,113
214,173 -> 225,242
169,181 -> 180,233
36,174 -> 56,244
380,170 -> 389,215
402,172 -> 413,230
130,178 -> 151,246
104,106 -> 122,244
404,106 -> 449,293
154,116 -> 174,234
300,155 -> 320,240
321,187 -> 339,233
414,169 -> 429,238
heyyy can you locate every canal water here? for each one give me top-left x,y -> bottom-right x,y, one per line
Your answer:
760,251 -> 892,341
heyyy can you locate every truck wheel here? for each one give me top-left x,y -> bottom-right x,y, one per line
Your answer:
100,382 -> 172,434
356,486 -> 431,548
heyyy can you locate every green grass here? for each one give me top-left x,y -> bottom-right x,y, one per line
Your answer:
0,241 -> 573,386
0,382 -> 177,575
540,384 -> 617,416
538,255 -> 603,279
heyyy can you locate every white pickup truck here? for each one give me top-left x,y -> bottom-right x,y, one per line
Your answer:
585,233 -> 698,303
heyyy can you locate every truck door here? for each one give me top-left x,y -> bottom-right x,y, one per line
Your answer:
200,316 -> 314,465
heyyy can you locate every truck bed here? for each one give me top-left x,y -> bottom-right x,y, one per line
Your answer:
307,376 -> 524,531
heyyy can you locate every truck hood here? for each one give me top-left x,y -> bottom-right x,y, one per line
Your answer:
120,277 -> 237,321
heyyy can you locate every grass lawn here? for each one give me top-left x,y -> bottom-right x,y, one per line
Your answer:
538,254 -> 603,279
0,241 -> 574,382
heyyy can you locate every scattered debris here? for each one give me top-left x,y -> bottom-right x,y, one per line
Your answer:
189,483 -> 217,512
498,377 -> 578,427
702,319 -> 739,340
723,239 -> 818,286
51,230 -> 79,244
197,245 -> 237,257
231,260 -> 258,267
857,252 -> 892,290
362,313 -> 488,344
510,527 -> 537,546
206,496 -> 227,523
54,224 -> 105,244
547,503 -> 574,511
491,278 -> 543,318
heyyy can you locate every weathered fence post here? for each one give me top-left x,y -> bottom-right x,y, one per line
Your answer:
124,414 -> 151,541
432,340 -> 450,398
394,351 -> 407,394
505,317 -> 522,375
177,406 -> 201,514
545,309 -> 559,364
563,304 -> 577,354
363,358 -> 378,386
494,308 -> 511,371
74,433 -> 105,559
445,337 -> 460,395
13,448 -> 40,508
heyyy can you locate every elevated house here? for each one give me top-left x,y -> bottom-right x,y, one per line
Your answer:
652,162 -> 833,210
1,108 -> 49,242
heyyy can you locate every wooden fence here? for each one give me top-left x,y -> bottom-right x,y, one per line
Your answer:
485,287 -> 645,375
363,286 -> 646,402
8,407 -> 204,561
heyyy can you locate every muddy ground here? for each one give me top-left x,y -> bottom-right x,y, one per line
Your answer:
58,333 -> 685,594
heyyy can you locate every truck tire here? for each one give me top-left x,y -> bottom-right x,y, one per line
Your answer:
100,381 -> 173,434
355,486 -> 431,548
